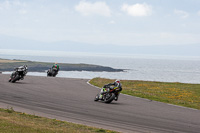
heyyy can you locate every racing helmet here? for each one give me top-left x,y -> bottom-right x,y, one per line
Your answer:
115,79 -> 120,83
23,65 -> 28,69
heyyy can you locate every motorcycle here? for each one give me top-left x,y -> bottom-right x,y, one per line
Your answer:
9,65 -> 28,83
47,68 -> 58,77
94,85 -> 117,103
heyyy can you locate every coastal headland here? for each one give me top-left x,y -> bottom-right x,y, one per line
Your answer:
0,58 -> 123,72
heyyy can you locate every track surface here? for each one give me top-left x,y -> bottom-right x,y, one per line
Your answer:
0,74 -> 200,133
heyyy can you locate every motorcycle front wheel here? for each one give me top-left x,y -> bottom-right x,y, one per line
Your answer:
94,94 -> 99,101
11,75 -> 20,83
104,93 -> 115,103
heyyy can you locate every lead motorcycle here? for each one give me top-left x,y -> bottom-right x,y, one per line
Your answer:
9,65 -> 28,83
94,85 -> 117,103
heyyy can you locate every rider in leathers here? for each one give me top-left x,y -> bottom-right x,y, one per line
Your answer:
9,65 -> 28,82
52,63 -> 60,72
99,79 -> 122,101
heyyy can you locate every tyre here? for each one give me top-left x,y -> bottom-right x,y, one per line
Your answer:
94,94 -> 99,101
47,72 -> 51,77
52,71 -> 57,77
11,75 -> 20,83
104,93 -> 115,103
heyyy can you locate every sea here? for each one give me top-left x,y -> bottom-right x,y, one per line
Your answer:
1,49 -> 200,84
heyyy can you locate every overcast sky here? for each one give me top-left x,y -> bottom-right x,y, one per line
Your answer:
0,0 -> 200,47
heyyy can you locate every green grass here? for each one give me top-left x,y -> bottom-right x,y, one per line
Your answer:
0,108 -> 118,133
89,78 -> 200,109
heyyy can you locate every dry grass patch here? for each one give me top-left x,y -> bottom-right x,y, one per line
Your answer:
0,108 -> 118,133
0,59 -> 27,63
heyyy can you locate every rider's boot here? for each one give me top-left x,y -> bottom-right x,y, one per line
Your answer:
114,96 -> 118,101
115,93 -> 119,101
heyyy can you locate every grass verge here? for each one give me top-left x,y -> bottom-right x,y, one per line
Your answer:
89,78 -> 200,110
0,107 -> 118,133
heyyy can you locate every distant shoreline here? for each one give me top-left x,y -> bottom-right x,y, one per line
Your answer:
0,58 -> 124,72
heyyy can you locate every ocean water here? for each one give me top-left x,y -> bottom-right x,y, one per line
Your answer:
1,51 -> 200,84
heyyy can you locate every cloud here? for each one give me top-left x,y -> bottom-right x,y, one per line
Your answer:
0,0 -> 26,9
0,0 -> 27,14
174,9 -> 189,18
75,1 -> 111,17
198,10 -> 200,16
0,0 -> 11,10
121,3 -> 152,17
109,20 -> 115,24
19,9 -> 27,14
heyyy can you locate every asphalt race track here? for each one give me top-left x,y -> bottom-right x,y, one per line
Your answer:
0,74 -> 200,133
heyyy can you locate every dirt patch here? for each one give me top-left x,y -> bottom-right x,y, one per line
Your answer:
0,59 -> 27,63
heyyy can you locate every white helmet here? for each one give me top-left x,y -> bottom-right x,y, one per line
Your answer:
115,79 -> 120,83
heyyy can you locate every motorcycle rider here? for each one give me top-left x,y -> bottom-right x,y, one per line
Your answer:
99,79 -> 122,101
52,62 -> 60,72
9,65 -> 28,82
